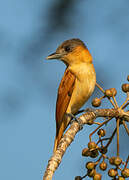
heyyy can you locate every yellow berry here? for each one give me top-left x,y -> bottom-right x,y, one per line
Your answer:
127,75 -> 129,81
105,89 -> 113,97
92,98 -> 101,107
93,173 -> 102,180
88,142 -> 97,150
82,148 -> 91,157
86,162 -> 95,170
99,161 -> 107,171
118,177 -> 125,180
121,168 -> 129,178
114,157 -> 122,166
111,88 -> 117,96
122,84 -> 129,93
109,157 -> 115,165
97,129 -> 106,137
90,149 -> 99,158
75,176 -> 82,180
105,88 -> 117,97
108,168 -> 118,177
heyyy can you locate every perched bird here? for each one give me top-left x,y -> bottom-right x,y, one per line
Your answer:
46,39 -> 96,152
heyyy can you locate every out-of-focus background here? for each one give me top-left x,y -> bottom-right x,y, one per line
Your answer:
0,0 -> 129,179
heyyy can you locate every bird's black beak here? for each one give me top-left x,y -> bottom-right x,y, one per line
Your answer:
46,52 -> 62,60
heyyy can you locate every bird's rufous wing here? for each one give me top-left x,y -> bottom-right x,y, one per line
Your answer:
54,68 -> 76,152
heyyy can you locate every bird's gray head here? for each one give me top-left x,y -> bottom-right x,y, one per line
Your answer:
46,38 -> 92,65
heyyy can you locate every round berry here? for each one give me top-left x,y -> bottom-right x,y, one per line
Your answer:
122,84 -> 129,93
97,129 -> 106,137
114,157 -> 122,166
86,162 -> 95,170
127,75 -> 129,81
93,173 -> 102,180
109,157 -> 115,165
108,168 -> 118,177
92,98 -> 101,107
75,176 -> 82,180
121,168 -> 129,178
82,148 -> 91,157
99,161 -> 107,171
105,89 -> 113,97
88,142 -> 97,150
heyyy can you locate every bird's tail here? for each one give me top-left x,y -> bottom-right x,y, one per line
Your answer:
53,116 -> 70,153
53,123 -> 65,153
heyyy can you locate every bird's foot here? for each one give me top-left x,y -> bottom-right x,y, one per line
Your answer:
67,113 -> 83,130
74,109 -> 84,116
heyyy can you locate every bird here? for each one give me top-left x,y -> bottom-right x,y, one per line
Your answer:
46,38 -> 96,153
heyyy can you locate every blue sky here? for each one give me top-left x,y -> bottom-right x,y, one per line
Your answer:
0,0 -> 129,179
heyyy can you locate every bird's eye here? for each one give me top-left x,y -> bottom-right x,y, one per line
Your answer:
64,46 -> 71,52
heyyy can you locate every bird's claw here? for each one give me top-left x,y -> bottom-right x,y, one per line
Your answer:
67,113 -> 83,130
74,109 -> 84,116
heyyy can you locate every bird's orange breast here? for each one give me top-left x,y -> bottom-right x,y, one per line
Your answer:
67,63 -> 96,114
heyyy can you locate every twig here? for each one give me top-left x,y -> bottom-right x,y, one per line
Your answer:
89,117 -> 113,142
120,93 -> 129,110
96,83 -> 105,94
96,83 -> 116,108
116,118 -> 120,156
122,120 -> 129,136
94,122 -> 101,125
122,102 -> 129,109
81,173 -> 88,179
105,128 -> 117,148
96,137 -> 110,145
120,98 -> 129,110
112,96 -> 119,108
95,154 -> 103,165
125,155 -> 129,169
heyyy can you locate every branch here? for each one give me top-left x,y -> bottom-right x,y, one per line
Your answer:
43,108 -> 128,180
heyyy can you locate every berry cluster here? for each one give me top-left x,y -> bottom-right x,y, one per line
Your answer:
75,75 -> 129,180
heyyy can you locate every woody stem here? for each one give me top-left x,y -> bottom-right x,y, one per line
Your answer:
89,117 -> 112,142
116,118 -> 120,156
